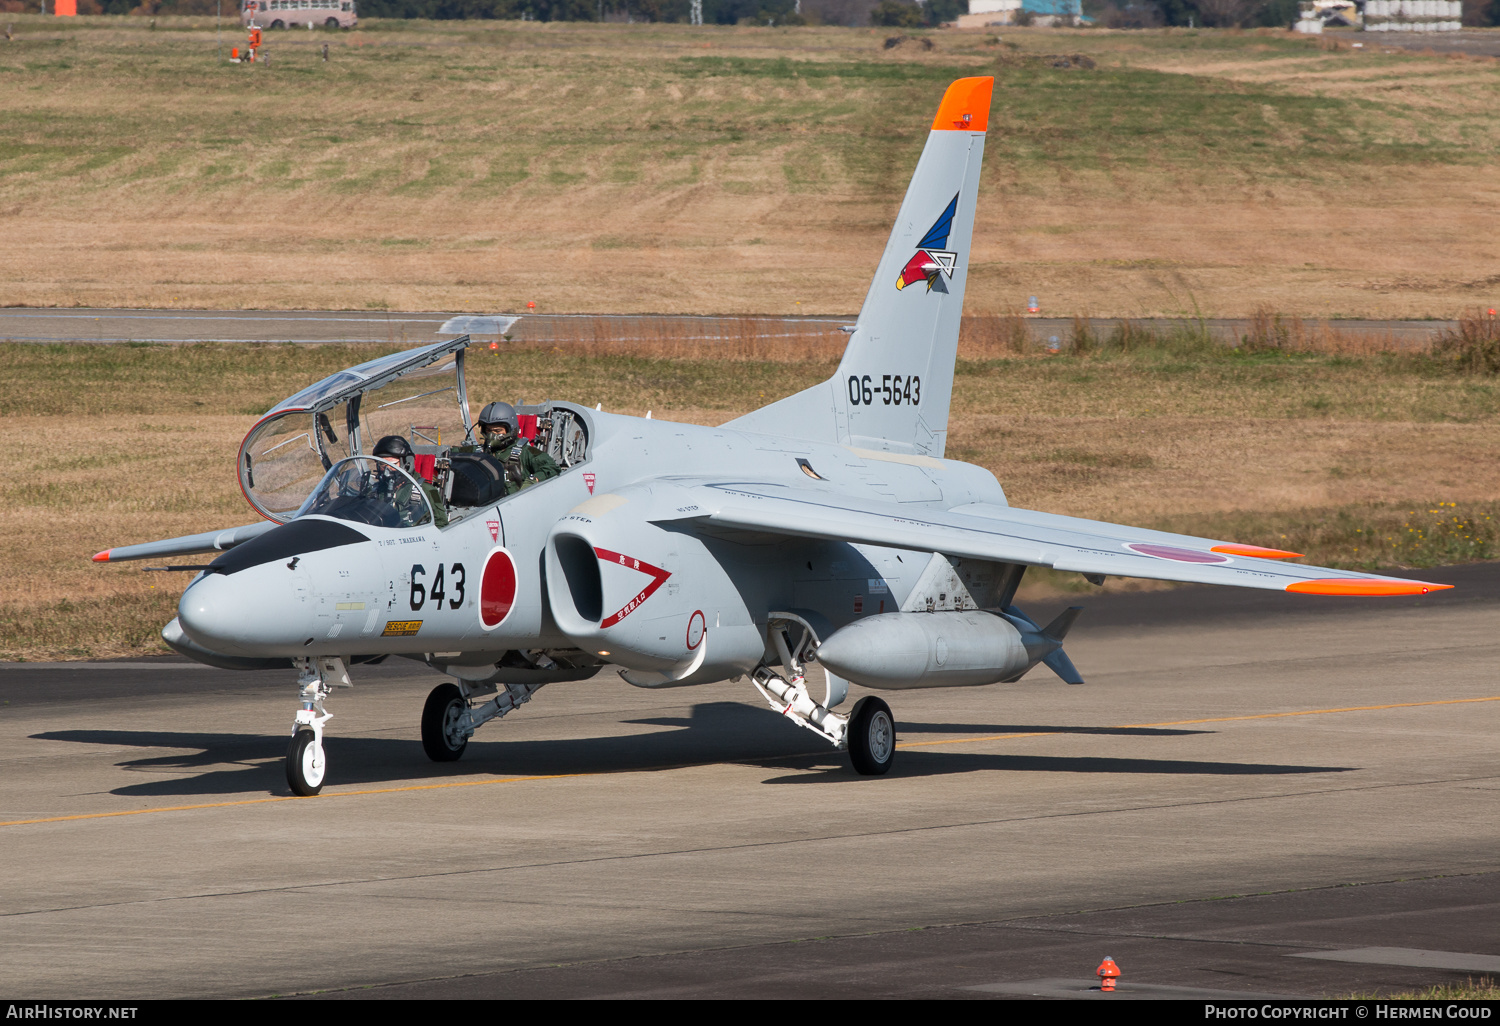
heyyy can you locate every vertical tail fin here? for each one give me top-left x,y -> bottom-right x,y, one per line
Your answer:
726,77 -> 992,457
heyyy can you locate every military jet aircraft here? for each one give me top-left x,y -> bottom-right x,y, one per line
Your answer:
94,76 -> 1450,795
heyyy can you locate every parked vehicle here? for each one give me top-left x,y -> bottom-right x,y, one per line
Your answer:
242,0 -> 356,30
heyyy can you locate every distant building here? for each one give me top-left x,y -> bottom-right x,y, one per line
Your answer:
1360,0 -> 1464,31
964,0 -> 1084,25
1295,0 -> 1463,31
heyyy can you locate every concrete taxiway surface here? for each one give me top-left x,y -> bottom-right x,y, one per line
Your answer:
0,307 -> 1458,348
2,564 -> 1497,999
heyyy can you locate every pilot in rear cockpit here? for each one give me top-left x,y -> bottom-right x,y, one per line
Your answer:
372,435 -> 449,528
476,402 -> 560,495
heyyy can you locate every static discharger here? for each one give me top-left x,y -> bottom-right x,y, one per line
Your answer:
1097,956 -> 1121,992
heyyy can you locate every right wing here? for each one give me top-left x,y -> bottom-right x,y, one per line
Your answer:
657,481 -> 1450,597
93,521 -> 276,564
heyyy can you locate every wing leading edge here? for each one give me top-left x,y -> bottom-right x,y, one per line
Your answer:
658,481 -> 1450,596
93,521 -> 275,564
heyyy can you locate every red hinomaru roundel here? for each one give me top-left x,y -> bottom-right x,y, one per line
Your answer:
479,548 -> 518,630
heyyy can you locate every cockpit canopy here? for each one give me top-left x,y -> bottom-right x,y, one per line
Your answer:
238,337 -> 474,522
298,457 -> 433,530
236,335 -> 593,527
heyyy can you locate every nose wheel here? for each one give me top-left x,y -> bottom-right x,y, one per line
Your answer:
286,728 -> 327,795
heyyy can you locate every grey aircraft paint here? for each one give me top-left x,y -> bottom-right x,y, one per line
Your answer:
95,77 -> 1450,792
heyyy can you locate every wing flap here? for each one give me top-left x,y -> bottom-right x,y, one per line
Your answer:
660,483 -> 1449,596
93,521 -> 276,564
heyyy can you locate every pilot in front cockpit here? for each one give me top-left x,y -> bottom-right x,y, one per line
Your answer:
372,435 -> 449,528
476,402 -> 560,495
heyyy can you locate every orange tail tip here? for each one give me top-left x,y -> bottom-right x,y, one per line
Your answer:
1211,543 -> 1304,560
931,76 -> 993,133
92,550 -> 111,563
1286,579 -> 1454,596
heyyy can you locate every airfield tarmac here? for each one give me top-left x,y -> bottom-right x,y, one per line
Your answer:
3,564 -> 1497,999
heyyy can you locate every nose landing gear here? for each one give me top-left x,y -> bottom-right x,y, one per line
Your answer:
285,656 -> 351,796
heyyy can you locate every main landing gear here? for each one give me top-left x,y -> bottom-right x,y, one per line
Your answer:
419,677 -> 545,763
754,613 -> 896,777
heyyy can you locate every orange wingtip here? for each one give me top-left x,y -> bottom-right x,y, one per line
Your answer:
92,550 -> 111,563
932,76 -> 993,133
1211,543 -> 1304,560
1286,579 -> 1453,596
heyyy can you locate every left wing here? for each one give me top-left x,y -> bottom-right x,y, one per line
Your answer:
656,481 -> 1449,596
93,521 -> 275,564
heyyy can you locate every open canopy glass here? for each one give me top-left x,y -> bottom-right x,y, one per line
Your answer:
237,336 -> 473,522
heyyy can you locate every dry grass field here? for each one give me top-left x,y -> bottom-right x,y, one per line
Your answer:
5,20 -> 1500,660
1,18 -> 1499,317
4,334 -> 1498,661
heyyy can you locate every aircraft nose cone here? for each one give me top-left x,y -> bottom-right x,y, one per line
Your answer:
178,567 -> 311,657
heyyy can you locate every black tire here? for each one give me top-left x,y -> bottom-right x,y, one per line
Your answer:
848,696 -> 895,776
286,728 -> 326,796
325,17 -> 339,27
421,682 -> 469,762
270,18 -> 284,28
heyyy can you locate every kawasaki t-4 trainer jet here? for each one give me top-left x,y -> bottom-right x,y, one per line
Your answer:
95,77 -> 1451,795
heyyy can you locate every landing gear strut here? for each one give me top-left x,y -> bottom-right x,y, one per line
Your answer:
753,612 -> 895,777
286,656 -> 350,796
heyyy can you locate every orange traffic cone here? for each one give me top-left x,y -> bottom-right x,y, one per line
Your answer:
1096,956 -> 1121,992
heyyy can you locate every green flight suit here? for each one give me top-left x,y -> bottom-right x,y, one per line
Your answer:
393,477 -> 449,529
484,432 -> 560,495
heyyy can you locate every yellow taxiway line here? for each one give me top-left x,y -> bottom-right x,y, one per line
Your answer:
893,695 -> 1500,749
5,695 -> 1498,828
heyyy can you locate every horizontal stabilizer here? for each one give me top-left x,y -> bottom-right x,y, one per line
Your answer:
93,521 -> 275,564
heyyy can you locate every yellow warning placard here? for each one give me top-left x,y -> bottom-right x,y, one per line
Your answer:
381,620 -> 422,637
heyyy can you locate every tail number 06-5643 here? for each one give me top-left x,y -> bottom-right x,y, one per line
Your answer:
410,563 -> 466,611
848,374 -> 920,407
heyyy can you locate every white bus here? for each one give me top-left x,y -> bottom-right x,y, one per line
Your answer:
242,0 -> 357,29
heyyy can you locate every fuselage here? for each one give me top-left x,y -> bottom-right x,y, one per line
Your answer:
177,404 -> 1009,682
